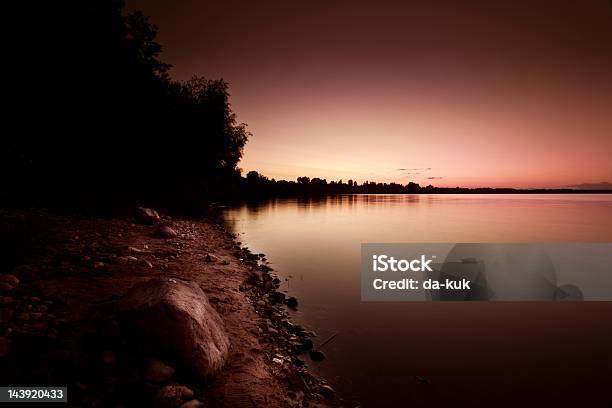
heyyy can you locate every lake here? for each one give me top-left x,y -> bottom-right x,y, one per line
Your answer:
223,194 -> 612,406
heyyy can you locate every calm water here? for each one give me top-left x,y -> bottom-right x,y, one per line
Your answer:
223,195 -> 612,406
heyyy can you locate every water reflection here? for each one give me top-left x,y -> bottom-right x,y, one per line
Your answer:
223,194 -> 612,406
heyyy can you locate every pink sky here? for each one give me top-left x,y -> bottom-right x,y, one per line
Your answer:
130,0 -> 612,188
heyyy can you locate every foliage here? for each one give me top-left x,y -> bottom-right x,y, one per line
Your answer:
3,0 -> 248,209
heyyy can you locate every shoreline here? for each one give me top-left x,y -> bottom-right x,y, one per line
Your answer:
0,208 -> 340,407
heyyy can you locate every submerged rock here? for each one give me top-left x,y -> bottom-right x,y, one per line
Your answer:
116,278 -> 230,380
286,297 -> 298,309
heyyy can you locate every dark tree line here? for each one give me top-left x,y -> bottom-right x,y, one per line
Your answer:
241,172 -> 602,196
3,0 -> 249,209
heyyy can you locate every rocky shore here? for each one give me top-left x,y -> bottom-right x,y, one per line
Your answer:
0,208 -> 340,407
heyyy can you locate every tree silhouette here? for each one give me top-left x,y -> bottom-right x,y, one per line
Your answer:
3,0 -> 248,209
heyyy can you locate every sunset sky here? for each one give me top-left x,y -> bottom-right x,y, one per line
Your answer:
128,0 -> 612,188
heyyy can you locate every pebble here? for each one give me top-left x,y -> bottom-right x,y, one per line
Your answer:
155,384 -> 195,406
157,225 -> 178,238
0,274 -> 19,290
269,292 -> 286,304
144,359 -> 175,383
309,349 -> 326,362
286,297 -> 298,309
319,384 -> 336,399
140,259 -> 153,268
300,338 -> 314,351
205,253 -> 219,263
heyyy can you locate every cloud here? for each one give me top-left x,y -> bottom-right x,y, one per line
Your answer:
397,167 -> 432,171
427,176 -> 443,179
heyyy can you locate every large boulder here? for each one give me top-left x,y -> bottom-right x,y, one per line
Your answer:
115,278 -> 230,380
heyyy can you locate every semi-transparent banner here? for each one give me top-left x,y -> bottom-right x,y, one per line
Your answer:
361,243 -> 612,301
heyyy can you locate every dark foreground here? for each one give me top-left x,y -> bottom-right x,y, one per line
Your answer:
0,208 -> 340,407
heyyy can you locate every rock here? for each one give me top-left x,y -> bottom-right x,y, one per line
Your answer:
319,384 -> 336,399
116,278 -> 230,380
144,359 -> 175,383
93,262 -> 105,269
299,338 -> 313,351
204,253 -> 219,263
135,207 -> 160,224
179,400 -> 204,408
286,297 -> 298,309
248,271 -> 263,285
263,280 -> 275,292
0,274 -> 19,290
140,259 -> 153,268
0,337 -> 10,357
309,349 -> 326,362
269,292 -> 286,304
154,384 -> 194,407
157,225 -> 178,239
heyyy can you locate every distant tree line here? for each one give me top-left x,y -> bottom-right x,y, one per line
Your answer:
3,0 -> 249,210
241,172 -> 609,196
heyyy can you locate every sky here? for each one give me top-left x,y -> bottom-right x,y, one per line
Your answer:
128,0 -> 612,188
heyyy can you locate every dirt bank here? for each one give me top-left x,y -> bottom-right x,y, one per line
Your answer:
0,209 -> 340,407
